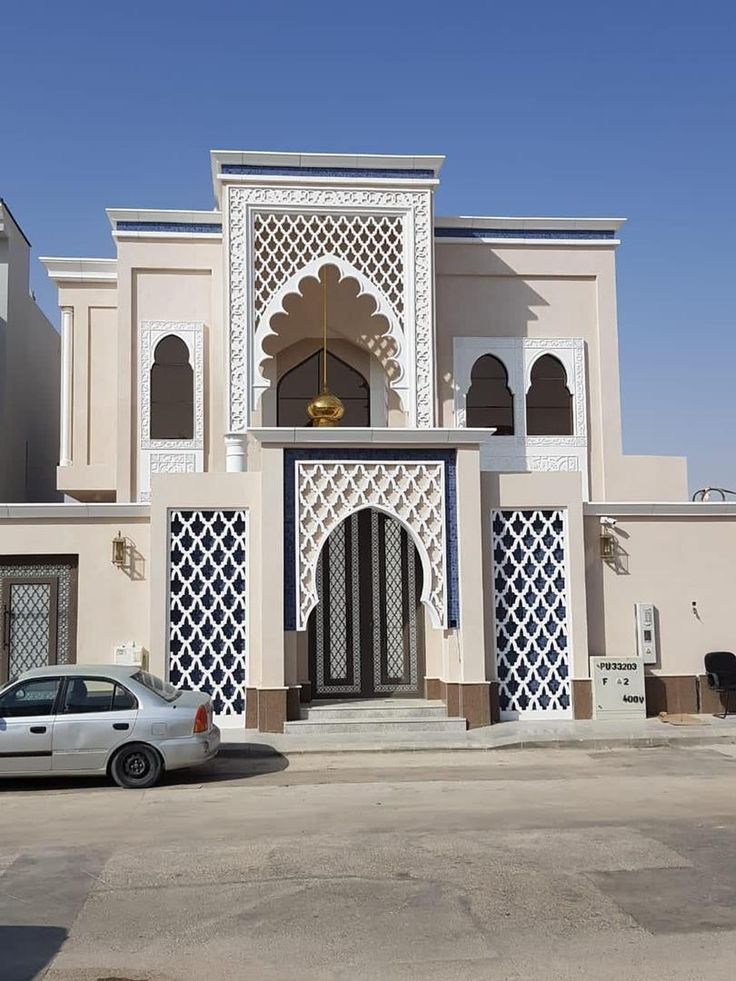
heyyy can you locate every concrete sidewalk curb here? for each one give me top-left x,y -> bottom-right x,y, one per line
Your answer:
219,730 -> 736,757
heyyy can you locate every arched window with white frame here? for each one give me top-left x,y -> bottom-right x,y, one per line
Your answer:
465,354 -> 514,435
150,335 -> 194,440
526,354 -> 573,436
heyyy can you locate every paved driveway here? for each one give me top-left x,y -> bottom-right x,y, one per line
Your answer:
1,745 -> 735,980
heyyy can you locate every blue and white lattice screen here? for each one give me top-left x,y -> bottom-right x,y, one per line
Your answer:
168,510 -> 248,723
492,509 -> 572,719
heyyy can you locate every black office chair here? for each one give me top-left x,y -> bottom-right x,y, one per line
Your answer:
704,652 -> 736,719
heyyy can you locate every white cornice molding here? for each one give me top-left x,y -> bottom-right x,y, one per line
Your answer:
243,427 -> 496,446
584,502 -> 736,517
106,208 -> 222,228
0,503 -> 149,519
39,257 -> 117,284
211,151 -> 445,205
211,149 -> 444,174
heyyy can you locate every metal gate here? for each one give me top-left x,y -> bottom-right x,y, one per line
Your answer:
0,560 -> 76,685
309,510 -> 424,698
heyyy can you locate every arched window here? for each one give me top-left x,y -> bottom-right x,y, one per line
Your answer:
150,336 -> 194,440
465,355 -> 514,434
526,354 -> 573,436
277,350 -> 370,427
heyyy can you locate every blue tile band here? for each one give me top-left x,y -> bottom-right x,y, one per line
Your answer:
221,164 -> 436,179
434,227 -> 616,240
116,221 -> 222,234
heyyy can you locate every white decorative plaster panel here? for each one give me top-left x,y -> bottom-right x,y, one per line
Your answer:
295,459 -> 447,631
453,336 -> 589,497
226,185 -> 435,430
138,321 -> 204,501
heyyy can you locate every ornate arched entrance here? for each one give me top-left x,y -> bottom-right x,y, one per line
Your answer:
309,509 -> 425,698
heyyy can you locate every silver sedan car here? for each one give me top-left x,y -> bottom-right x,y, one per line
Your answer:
0,664 -> 220,788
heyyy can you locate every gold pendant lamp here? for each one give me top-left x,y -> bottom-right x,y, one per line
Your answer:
306,266 -> 345,427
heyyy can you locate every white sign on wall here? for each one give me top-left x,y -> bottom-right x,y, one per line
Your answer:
591,657 -> 646,720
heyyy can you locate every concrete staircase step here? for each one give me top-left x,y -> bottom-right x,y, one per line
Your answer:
283,717 -> 468,735
300,702 -> 448,722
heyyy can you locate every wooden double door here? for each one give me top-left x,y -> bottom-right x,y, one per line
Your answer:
309,510 -> 425,699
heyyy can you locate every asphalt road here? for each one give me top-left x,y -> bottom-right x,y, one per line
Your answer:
2,744 -> 736,980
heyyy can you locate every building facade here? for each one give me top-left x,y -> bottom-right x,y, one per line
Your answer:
0,151 -> 732,730
0,199 -> 60,502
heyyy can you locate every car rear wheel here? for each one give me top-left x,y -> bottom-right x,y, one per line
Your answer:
110,743 -> 163,789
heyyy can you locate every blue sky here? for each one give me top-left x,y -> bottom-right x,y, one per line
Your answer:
2,0 -> 734,493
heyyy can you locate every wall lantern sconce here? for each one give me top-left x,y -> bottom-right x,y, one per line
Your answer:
599,516 -> 617,561
111,531 -> 127,568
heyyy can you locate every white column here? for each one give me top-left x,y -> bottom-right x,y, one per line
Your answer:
225,435 -> 246,472
59,306 -> 74,467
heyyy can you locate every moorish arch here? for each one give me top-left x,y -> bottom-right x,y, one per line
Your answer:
285,452 -> 458,633
253,257 -> 406,411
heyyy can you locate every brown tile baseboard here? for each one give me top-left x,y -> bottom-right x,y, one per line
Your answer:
444,682 -> 490,729
644,674 -> 698,716
424,677 -> 444,701
245,687 -> 258,729
245,687 -> 294,732
572,679 -> 593,720
698,674 -> 730,715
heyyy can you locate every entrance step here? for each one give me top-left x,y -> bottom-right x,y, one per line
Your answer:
284,698 -> 467,736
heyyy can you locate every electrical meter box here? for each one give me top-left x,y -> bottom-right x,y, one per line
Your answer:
113,642 -> 146,668
635,603 -> 657,664
590,657 -> 646,720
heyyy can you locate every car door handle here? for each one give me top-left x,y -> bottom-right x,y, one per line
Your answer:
112,722 -> 129,731
30,726 -> 47,734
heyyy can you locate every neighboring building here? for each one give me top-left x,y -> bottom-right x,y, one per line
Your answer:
0,150 -> 732,731
0,200 -> 60,502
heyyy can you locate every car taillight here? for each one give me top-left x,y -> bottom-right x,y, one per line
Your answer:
193,704 -> 208,734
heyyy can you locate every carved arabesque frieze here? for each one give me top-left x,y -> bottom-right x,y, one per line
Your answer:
295,460 -> 447,631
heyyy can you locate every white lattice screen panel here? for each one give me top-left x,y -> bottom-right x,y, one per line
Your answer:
253,212 -> 404,321
168,510 -> 248,722
492,509 -> 572,719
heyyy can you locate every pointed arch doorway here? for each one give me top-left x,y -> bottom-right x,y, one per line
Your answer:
308,508 -> 425,699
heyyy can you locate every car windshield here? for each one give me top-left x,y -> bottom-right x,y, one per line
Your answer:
131,670 -> 181,703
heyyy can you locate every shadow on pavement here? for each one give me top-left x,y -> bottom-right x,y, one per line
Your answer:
0,925 -> 67,981
0,747 -> 289,793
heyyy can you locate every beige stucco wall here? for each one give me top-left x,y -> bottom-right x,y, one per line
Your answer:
118,240 -> 223,499
584,514 -> 736,676
0,512 -> 150,660
56,238 -> 223,502
0,207 -> 60,502
435,242 -> 686,502
51,220 -> 689,508
55,283 -> 118,498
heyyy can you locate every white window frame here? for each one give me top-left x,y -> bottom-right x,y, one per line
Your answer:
138,321 -> 205,502
453,337 -> 589,498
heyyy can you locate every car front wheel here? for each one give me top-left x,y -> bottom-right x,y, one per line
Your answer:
110,743 -> 163,789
